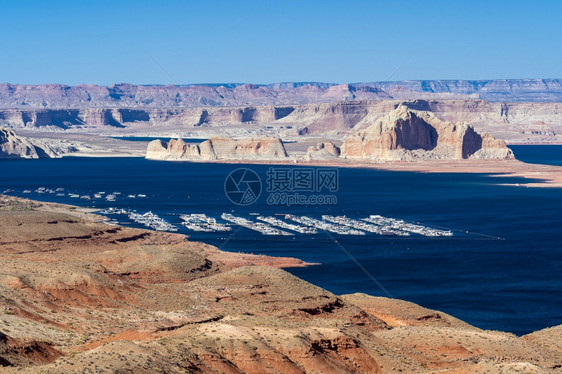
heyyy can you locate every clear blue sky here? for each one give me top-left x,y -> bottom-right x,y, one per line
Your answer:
1,0 -> 560,85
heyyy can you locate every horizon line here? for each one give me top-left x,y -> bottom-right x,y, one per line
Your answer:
1,78 -> 561,88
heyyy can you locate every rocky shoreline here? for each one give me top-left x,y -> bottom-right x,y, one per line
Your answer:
0,195 -> 561,373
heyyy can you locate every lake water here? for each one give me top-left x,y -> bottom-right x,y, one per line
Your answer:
111,137 -> 208,143
1,146 -> 561,335
511,144 -> 562,166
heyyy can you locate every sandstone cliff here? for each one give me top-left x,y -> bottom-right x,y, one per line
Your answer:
275,100 -> 562,143
0,128 -> 59,159
146,137 -> 289,161
306,141 -> 341,161
341,105 -> 514,161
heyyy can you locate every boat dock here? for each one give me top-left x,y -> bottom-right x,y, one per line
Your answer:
180,213 -> 231,232
363,215 -> 453,237
285,214 -> 365,235
221,213 -> 293,236
322,215 -> 408,236
128,211 -> 178,232
257,216 -> 317,234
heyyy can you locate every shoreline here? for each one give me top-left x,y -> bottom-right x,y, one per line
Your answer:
11,150 -> 562,188
146,156 -> 562,188
0,195 -> 319,269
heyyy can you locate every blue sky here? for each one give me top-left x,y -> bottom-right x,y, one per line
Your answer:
1,0 -> 560,85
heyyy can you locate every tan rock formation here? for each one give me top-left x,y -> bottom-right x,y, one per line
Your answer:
341,105 -> 514,161
306,141 -> 341,161
0,128 -> 59,159
146,137 -> 289,161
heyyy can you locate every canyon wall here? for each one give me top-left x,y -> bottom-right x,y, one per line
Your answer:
1,100 -> 560,143
1,79 -> 561,109
0,106 -> 296,130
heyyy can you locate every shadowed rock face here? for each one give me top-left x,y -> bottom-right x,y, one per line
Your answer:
341,105 -> 514,161
0,128 -> 59,159
146,137 -> 289,161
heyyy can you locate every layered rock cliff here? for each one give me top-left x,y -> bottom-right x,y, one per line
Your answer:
1,79 -> 561,109
146,137 -> 289,161
0,128 -> 59,159
1,99 -> 560,143
341,106 -> 514,161
0,106 -> 295,130
275,100 -> 562,143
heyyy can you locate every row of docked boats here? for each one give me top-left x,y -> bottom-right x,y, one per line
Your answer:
195,213 -> 453,237
257,216 -> 317,234
97,208 -> 178,232
221,213 -> 292,236
285,214 -> 365,235
127,211 -> 178,232
179,214 -> 231,232
22,187 -> 146,202
363,215 -> 453,237
322,215 -> 409,236
3,188 -> 453,237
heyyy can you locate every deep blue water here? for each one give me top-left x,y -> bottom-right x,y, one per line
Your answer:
111,137 -> 207,143
110,137 -> 297,144
511,144 -> 562,166
1,148 -> 561,335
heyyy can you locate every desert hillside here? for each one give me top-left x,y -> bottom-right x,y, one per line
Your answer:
0,195 -> 560,373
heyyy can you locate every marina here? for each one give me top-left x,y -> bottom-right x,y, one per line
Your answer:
363,215 -> 453,237
221,213 -> 293,236
322,215 -> 408,236
179,213 -> 232,232
257,216 -> 318,234
285,214 -> 366,235
2,187 -> 455,237
128,211 -> 178,232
